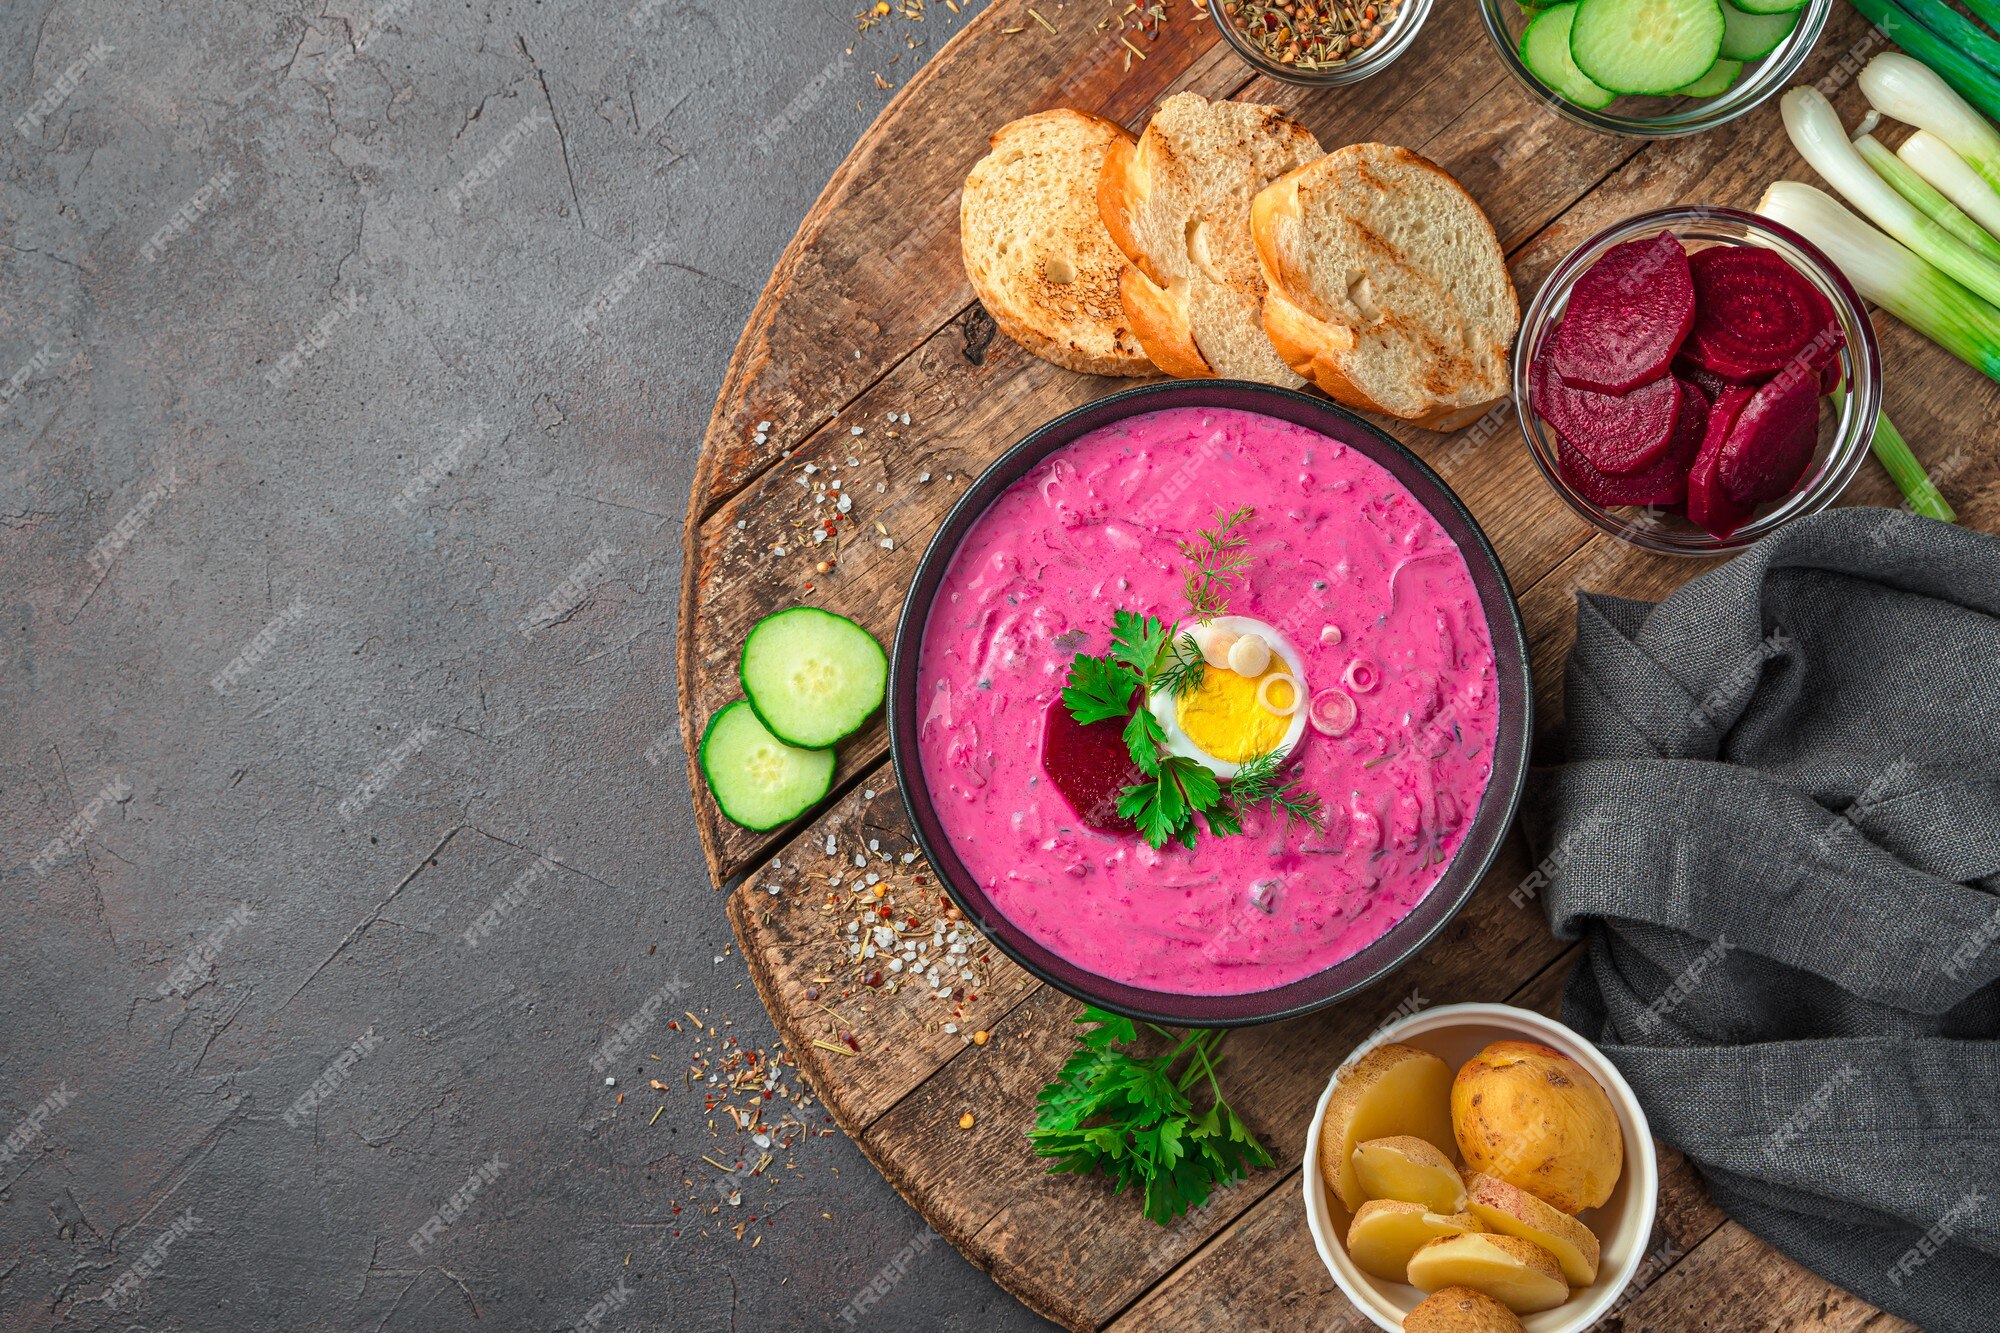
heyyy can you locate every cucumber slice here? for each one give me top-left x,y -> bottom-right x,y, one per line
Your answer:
1522,3 -> 1619,109
1727,0 -> 1804,14
700,702 -> 835,831
1718,0 -> 1798,59
1571,0 -> 1724,95
739,607 -> 888,749
1675,56 -> 1742,95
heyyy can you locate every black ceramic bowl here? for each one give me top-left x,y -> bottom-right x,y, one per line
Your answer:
888,381 -> 1532,1027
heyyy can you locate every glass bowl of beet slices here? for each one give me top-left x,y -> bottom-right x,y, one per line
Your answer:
1516,206 -> 1881,554
1478,0 -> 1829,138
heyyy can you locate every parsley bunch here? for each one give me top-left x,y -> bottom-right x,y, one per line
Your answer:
1030,1007 -> 1272,1226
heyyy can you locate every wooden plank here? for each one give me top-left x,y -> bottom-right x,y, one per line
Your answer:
726,778 -> 1041,1129
1607,1222 -> 1917,1332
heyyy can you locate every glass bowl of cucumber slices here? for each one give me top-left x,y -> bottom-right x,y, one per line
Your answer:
1479,0 -> 1830,136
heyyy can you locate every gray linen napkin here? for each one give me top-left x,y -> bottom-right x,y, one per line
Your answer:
1522,507 -> 2000,1332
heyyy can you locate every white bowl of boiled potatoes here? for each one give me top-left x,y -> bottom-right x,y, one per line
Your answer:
1303,1003 -> 1658,1332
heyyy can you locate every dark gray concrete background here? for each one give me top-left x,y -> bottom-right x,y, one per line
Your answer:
2,1 -> 1060,1328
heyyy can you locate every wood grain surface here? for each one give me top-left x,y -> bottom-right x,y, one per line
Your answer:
683,0 -> 1996,1326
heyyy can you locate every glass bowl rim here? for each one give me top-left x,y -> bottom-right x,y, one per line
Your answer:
1514,204 -> 1883,556
1212,0 -> 1437,87
1475,0 -> 1833,137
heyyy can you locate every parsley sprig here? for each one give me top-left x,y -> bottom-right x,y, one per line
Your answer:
1030,1006 -> 1272,1226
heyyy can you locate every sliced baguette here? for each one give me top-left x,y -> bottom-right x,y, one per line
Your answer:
960,109 -> 1153,377
1099,92 -> 1322,385
1253,143 -> 1519,430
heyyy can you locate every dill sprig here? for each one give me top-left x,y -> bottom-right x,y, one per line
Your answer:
1227,749 -> 1326,833
1156,631 -> 1207,700
1178,505 -> 1256,622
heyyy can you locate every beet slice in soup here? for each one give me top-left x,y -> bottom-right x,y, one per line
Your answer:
1683,246 -> 1843,382
1549,232 -> 1697,394
1557,379 -> 1709,509
1718,370 -> 1822,506
1041,697 -> 1142,832
1533,338 -> 1681,474
1686,386 -> 1758,538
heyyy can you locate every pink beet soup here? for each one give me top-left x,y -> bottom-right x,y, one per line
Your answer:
915,407 -> 1501,995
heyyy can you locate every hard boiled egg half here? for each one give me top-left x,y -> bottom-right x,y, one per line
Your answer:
1147,615 -> 1308,779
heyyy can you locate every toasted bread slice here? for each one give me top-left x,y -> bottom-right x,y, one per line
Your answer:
960,109 -> 1153,377
1099,92 -> 1322,385
1253,143 -> 1519,430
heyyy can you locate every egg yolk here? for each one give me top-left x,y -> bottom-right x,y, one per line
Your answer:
1175,653 -> 1296,764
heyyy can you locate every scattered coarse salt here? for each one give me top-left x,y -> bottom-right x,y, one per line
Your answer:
944,1023 -> 958,1035
605,1076 -> 616,1086
850,425 -> 865,436
813,530 -> 827,544
919,471 -> 931,483
900,413 -> 910,425
846,457 -> 859,467
766,883 -> 780,895
864,872 -> 879,886
754,432 -> 768,445
853,854 -> 866,868
837,494 -> 853,514
875,482 -> 885,492
803,462 -> 817,474
845,922 -> 859,935
879,539 -> 894,550
773,546 -> 788,556
901,851 -> 917,863
867,838 -> 879,851
830,480 -> 841,491
864,789 -> 876,799
735,519 -> 746,529
888,958 -> 904,972
757,420 -> 771,431
824,835 -> 837,855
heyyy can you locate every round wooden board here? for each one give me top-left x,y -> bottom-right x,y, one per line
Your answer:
679,3 -> 1982,1327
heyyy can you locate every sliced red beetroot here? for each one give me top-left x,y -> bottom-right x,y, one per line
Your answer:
1042,697 -> 1141,831
1687,386 -> 1757,539
1683,246 -> 1843,382
1558,379 -> 1709,508
1533,337 -> 1682,474
1673,354 -> 1735,403
1718,370 -> 1821,506
1550,233 -> 1697,394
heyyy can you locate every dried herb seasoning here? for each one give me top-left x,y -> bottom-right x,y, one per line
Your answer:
1223,0 -> 1400,68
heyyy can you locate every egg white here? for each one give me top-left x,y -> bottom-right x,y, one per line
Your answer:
1148,615 -> 1310,780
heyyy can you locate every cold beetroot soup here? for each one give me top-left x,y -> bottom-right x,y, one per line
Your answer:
915,406 -> 1502,996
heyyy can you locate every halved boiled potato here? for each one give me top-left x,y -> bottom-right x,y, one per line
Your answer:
1318,1043 -> 1455,1210
1407,1233 -> 1570,1315
1344,1200 -> 1481,1283
1405,1285 -> 1529,1333
1464,1172 -> 1601,1285
1353,1135 -> 1467,1213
